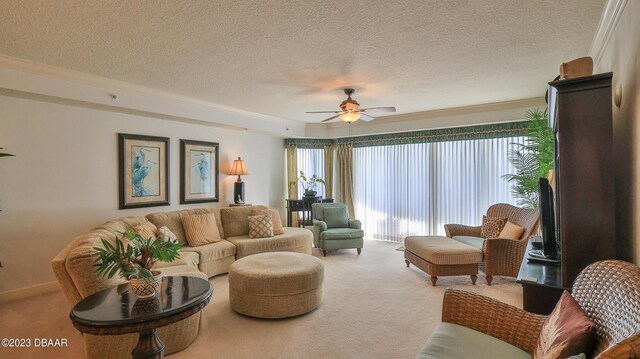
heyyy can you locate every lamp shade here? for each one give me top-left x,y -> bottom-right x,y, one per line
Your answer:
338,112 -> 360,123
229,157 -> 249,176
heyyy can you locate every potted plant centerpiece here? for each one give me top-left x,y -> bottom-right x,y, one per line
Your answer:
93,228 -> 182,298
290,171 -> 326,197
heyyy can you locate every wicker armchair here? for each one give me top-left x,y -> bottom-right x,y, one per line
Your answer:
444,203 -> 540,284
419,260 -> 640,358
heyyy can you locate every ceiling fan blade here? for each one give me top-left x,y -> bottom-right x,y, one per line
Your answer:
321,114 -> 340,122
359,113 -> 375,121
361,106 -> 396,113
306,111 -> 341,114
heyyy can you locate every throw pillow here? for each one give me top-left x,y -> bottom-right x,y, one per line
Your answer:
132,221 -> 158,240
251,208 -> 285,235
499,221 -> 525,240
480,216 -> 508,238
181,213 -> 222,246
157,226 -> 178,242
533,291 -> 596,359
248,215 -> 274,238
323,206 -> 349,228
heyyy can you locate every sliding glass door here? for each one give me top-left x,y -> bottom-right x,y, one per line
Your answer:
353,137 -> 525,242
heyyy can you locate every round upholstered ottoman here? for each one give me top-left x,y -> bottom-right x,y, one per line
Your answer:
228,252 -> 324,319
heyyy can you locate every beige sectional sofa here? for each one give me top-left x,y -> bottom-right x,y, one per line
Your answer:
51,205 -> 312,358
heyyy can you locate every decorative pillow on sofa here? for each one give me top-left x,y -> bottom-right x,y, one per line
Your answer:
181,213 -> 222,246
533,291 -> 596,359
132,221 -> 158,240
480,216 -> 508,238
251,208 -> 285,235
221,206 -> 253,238
248,215 -> 274,238
324,207 -> 349,228
499,221 -> 525,240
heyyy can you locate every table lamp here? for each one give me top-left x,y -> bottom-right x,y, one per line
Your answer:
229,157 -> 249,204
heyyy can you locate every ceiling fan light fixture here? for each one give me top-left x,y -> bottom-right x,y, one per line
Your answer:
338,112 -> 360,123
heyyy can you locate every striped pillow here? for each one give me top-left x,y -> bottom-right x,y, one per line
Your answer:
132,221 -> 158,240
181,213 -> 222,246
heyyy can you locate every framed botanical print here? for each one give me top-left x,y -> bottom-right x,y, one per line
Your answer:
180,139 -> 219,204
118,133 -> 170,209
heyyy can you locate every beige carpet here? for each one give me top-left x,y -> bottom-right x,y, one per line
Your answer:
0,240 -> 522,359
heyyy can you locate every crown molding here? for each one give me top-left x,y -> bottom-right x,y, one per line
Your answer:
0,55 -> 305,137
590,0 -> 628,68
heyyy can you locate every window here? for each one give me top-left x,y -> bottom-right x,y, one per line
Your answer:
352,137 -> 525,242
296,148 -> 325,198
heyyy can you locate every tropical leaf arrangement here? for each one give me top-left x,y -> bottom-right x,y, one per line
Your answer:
503,108 -> 555,208
93,228 -> 182,280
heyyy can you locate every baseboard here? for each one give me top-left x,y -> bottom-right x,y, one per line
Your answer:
0,281 -> 59,305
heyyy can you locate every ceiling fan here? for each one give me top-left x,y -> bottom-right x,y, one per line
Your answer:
306,88 -> 396,123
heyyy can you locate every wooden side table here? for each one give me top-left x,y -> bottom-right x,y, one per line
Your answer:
70,276 -> 212,359
229,203 -> 252,207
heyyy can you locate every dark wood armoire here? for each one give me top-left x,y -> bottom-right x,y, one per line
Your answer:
550,72 -> 616,287
518,73 -> 616,314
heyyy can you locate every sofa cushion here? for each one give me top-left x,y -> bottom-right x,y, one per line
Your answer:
181,213 -> 222,246
180,240 -> 236,264
251,208 -> 285,235
451,236 -> 485,251
221,206 -> 258,238
154,264 -> 208,281
533,291 -> 596,359
416,323 -> 530,359
226,227 -> 313,259
66,217 -> 149,298
146,208 -> 224,243
152,251 -> 200,269
132,221 -> 158,240
324,206 -> 349,228
320,228 -> 364,240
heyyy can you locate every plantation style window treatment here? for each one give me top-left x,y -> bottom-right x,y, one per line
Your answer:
352,137 -> 526,242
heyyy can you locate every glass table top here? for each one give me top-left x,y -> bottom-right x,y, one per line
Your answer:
70,276 -> 212,327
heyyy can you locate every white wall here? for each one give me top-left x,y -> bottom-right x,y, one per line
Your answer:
0,94 -> 286,293
592,0 -> 640,264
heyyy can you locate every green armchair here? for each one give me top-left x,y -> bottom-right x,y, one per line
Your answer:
311,202 -> 364,256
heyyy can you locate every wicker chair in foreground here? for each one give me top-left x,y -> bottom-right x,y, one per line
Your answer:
444,203 -> 540,284
417,260 -> 640,358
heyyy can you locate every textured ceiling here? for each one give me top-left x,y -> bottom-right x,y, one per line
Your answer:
0,0 -> 606,123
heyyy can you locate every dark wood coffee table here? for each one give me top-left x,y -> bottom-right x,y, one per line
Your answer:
70,276 -> 212,359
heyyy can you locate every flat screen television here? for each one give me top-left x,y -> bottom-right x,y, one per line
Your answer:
538,177 -> 559,260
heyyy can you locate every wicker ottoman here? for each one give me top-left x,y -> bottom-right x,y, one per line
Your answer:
404,236 -> 483,286
228,252 -> 324,318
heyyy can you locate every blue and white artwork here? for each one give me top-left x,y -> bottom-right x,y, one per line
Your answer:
190,150 -> 212,194
131,146 -> 161,197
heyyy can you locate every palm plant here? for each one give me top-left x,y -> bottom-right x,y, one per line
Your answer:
93,228 -> 182,280
503,108 -> 555,208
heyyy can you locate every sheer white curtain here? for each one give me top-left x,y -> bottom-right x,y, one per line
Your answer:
353,137 -> 526,242
296,148 -> 325,198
